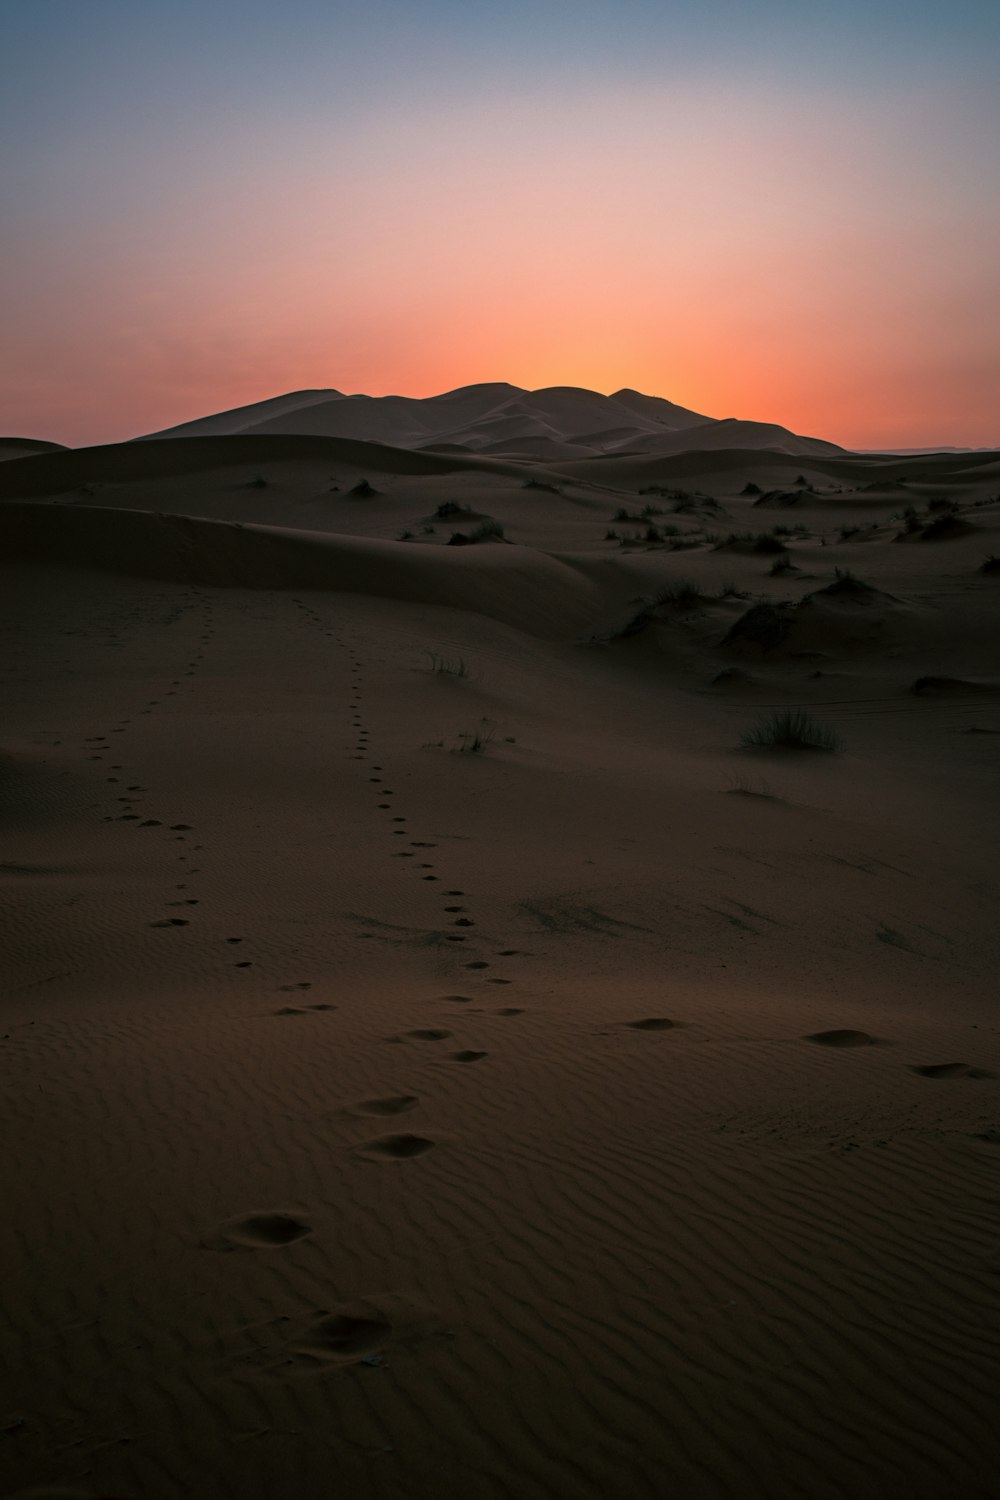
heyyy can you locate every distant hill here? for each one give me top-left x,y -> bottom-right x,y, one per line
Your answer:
138,383 -> 843,459
0,436 -> 68,462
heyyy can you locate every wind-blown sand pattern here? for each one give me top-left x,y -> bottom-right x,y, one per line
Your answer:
2,397 -> 999,1498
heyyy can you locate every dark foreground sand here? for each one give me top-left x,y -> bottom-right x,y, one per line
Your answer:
1,430 -> 999,1498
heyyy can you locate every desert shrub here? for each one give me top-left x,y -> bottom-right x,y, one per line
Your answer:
605,528 -> 620,541
447,531 -> 471,546
640,503 -> 664,518
435,500 -> 472,519
425,652 -> 471,678
523,479 -> 560,493
920,513 -> 973,541
741,481 -> 763,496
752,533 -> 788,554
823,567 -> 875,595
455,725 -> 495,753
769,553 -> 795,575
980,555 -> 1000,574
654,581 -> 704,609
348,479 -> 379,498
838,524 -> 862,540
714,531 -> 787,554
645,524 -> 661,543
740,710 -> 843,752
398,530 -> 414,541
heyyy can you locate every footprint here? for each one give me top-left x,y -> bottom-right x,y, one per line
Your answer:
405,1029 -> 452,1041
497,1007 -> 524,1016
356,1095 -> 419,1116
465,961 -> 489,970
202,1211 -> 312,1251
626,1018 -> 677,1031
297,1308 -> 391,1361
805,1030 -> 878,1048
359,1134 -> 435,1160
908,1062 -> 995,1080
450,1050 -> 488,1063
278,982 -> 312,992
150,918 -> 189,927
441,994 -> 475,1004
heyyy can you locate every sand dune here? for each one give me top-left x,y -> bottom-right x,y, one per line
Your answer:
0,435 -> 68,461
3,415 -> 1000,1499
134,381 -> 839,460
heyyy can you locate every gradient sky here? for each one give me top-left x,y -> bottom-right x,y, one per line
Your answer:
2,0 -> 998,450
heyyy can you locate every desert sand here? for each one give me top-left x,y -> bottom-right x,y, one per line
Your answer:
1,386 -> 999,1499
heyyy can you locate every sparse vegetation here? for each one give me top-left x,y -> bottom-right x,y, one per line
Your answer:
447,519 -> 506,545
714,531 -> 787,555
653,581 -> 704,609
769,553 -> 795,575
348,479 -> 378,498
454,724 -> 495,754
397,530 -> 414,541
980,555 -> 1000,574
739,710 -> 843,752
523,479 -> 561,493
822,567 -> 876,596
435,500 -> 473,519
741,481 -> 763,496
920,512 -> 973,541
425,652 -> 472,678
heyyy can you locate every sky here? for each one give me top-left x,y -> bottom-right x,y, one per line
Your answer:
1,0 -> 998,450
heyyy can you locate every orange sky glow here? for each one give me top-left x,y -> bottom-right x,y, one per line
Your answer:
2,5 -> 998,451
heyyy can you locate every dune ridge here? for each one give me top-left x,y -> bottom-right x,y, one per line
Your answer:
136,381 -> 841,459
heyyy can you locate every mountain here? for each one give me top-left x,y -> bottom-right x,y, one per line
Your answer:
137,383 -> 843,458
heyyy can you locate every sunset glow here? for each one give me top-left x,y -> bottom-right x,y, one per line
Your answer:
2,0 -> 998,449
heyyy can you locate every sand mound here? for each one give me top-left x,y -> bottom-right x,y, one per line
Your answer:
0,437 -> 68,462
0,501 -> 600,636
0,433 -> 509,501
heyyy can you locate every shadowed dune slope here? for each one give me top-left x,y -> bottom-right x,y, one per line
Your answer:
0,436 -> 69,461
0,433 -> 527,500
0,501 -> 600,636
